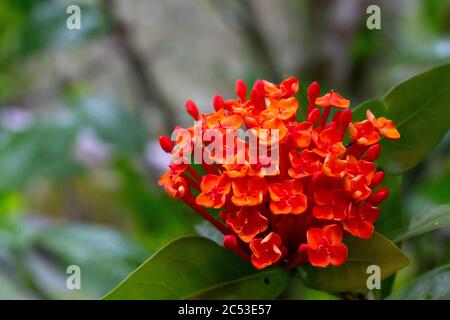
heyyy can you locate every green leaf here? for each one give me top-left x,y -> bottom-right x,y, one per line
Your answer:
374,174 -> 405,240
388,265 -> 450,300
103,236 -> 293,300
298,232 -> 409,293
352,63 -> 450,175
393,204 -> 450,242
34,223 -> 148,299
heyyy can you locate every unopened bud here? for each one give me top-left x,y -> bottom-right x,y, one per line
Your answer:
367,188 -> 389,205
308,81 -> 321,101
213,95 -> 225,111
370,171 -> 385,188
235,79 -> 247,102
159,135 -> 174,153
365,144 -> 381,161
307,108 -> 321,124
339,109 -> 353,129
185,100 -> 200,120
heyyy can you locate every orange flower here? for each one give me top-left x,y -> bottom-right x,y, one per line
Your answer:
222,149 -> 249,178
287,122 -> 313,148
346,155 -> 376,184
312,124 -> 346,157
231,176 -> 267,206
343,203 -> 379,239
223,148 -> 279,178
158,172 -> 188,199
344,174 -> 372,202
248,117 -> 288,144
263,97 -> 298,121
315,91 -> 350,109
250,232 -> 286,269
248,154 -> 280,177
306,224 -> 348,267
366,109 -> 400,140
196,174 -> 231,208
322,155 -> 348,178
312,189 -> 351,221
288,149 -> 322,179
312,173 -> 340,205
204,108 -> 243,130
268,179 -> 307,214
264,77 -> 299,99
225,207 -> 269,243
349,120 -> 380,145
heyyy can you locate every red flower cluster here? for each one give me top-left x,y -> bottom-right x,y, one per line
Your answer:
158,77 -> 399,269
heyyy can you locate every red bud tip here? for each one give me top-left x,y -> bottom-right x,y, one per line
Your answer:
307,108 -> 321,124
332,111 -> 342,123
370,171 -> 385,188
339,109 -> 353,128
159,135 -> 174,153
223,235 -> 249,261
367,188 -> 389,205
308,81 -> 321,101
185,99 -> 200,120
250,80 -> 266,109
235,79 -> 247,102
365,144 -> 381,161
213,94 -> 225,111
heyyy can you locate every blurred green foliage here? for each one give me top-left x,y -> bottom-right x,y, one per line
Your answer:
0,0 -> 448,299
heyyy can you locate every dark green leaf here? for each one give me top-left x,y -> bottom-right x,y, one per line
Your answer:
352,63 -> 450,174
298,232 -> 409,293
104,236 -> 293,300
374,174 -> 406,240
388,265 -> 450,300
393,204 -> 450,242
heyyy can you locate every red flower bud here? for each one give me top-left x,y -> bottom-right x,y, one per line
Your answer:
370,171 -> 384,188
307,108 -> 321,124
235,79 -> 247,102
367,188 -> 389,205
308,81 -> 321,101
365,144 -> 381,161
223,235 -> 249,261
213,94 -> 225,111
332,111 -> 342,123
339,109 -> 353,129
159,135 -> 174,153
250,80 -> 266,109
185,99 -> 200,120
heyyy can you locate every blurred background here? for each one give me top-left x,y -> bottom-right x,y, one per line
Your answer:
0,0 -> 449,299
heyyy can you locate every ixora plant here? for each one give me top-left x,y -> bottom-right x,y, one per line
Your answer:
105,64 -> 450,300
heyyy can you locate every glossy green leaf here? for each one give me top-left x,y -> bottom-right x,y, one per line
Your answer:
104,236 -> 293,300
393,204 -> 450,242
298,232 -> 409,293
374,174 -> 406,240
388,265 -> 450,300
352,63 -> 450,174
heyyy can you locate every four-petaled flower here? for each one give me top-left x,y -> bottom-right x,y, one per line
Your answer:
196,174 -> 231,208
231,176 -> 267,207
343,203 -> 380,239
268,179 -> 308,214
225,207 -> 269,243
250,232 -> 287,270
306,224 -> 348,268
